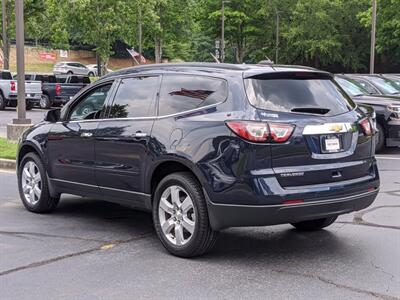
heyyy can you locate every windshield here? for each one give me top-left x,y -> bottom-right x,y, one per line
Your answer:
335,77 -> 367,96
366,77 -> 400,94
245,75 -> 355,116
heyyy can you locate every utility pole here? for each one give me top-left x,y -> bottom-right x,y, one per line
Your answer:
221,0 -> 225,63
275,10 -> 280,64
14,0 -> 28,123
370,0 -> 377,74
138,6 -> 142,64
7,0 -> 31,141
2,0 -> 8,69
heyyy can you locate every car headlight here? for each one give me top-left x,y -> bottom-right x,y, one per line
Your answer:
388,105 -> 400,119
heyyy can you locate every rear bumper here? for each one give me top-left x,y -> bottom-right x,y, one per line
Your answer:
206,189 -> 379,230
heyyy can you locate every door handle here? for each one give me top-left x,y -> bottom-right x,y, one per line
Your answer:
80,132 -> 93,138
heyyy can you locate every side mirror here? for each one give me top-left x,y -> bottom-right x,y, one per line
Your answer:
44,108 -> 61,123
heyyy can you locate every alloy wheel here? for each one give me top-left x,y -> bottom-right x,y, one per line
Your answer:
158,185 -> 196,246
21,161 -> 42,205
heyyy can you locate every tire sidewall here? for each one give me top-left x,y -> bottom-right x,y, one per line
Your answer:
0,92 -> 5,109
375,122 -> 385,153
40,94 -> 51,109
152,174 -> 205,256
18,153 -> 49,212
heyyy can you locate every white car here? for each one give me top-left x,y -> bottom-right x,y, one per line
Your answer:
53,62 -> 93,76
86,64 -> 113,77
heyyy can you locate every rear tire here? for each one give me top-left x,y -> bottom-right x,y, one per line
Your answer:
375,122 -> 385,153
39,94 -> 51,109
291,216 -> 337,231
18,152 -> 60,213
88,72 -> 94,77
0,92 -> 5,110
67,71 -> 73,75
152,172 -> 218,257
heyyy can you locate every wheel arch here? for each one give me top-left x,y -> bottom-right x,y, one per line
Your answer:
148,157 -> 207,200
17,142 -> 45,167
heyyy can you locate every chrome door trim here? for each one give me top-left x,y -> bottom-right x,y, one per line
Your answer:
49,177 -> 151,197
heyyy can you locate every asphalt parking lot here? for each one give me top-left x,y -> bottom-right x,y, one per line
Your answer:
0,109 -> 400,299
0,108 -> 48,138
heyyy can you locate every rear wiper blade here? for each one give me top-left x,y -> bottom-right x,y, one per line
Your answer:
291,107 -> 330,115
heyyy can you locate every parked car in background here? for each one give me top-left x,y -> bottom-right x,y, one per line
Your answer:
23,73 -> 57,109
0,70 -> 42,110
345,74 -> 400,96
335,74 -> 400,152
52,75 -> 91,106
17,63 -> 379,257
86,64 -> 113,76
381,74 -> 400,89
53,62 -> 94,76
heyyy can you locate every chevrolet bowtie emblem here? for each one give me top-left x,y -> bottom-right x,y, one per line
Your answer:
329,124 -> 343,133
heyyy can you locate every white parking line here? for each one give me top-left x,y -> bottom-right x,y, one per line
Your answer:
0,169 -> 15,174
375,156 -> 400,160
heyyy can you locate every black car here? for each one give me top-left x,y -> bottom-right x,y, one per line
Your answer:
345,74 -> 400,97
335,75 -> 400,151
17,63 -> 379,257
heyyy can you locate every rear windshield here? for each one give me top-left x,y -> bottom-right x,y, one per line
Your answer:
244,73 -> 355,116
1,71 -> 12,80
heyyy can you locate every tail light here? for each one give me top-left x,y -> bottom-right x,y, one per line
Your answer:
55,83 -> 61,96
226,121 -> 294,143
10,81 -> 16,92
359,118 -> 373,136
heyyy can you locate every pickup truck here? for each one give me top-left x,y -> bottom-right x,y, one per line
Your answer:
0,70 -> 42,110
22,74 -> 90,108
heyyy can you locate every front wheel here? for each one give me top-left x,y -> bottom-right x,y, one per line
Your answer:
291,216 -> 337,231
375,122 -> 385,153
18,152 -> 60,213
152,172 -> 218,257
26,100 -> 33,110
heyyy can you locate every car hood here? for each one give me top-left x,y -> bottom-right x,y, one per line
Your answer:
352,95 -> 400,107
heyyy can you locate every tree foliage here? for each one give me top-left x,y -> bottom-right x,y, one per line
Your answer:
1,0 -> 399,72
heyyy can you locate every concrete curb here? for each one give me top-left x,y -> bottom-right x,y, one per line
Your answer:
0,158 -> 16,170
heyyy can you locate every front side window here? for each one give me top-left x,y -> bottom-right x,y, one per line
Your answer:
69,84 -> 112,121
158,75 -> 228,116
108,76 -> 159,119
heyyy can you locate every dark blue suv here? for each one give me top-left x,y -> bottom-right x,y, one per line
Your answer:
17,63 -> 380,257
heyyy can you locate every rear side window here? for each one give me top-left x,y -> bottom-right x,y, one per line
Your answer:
69,76 -> 79,83
108,76 -> 159,118
158,75 -> 228,116
244,73 -> 355,116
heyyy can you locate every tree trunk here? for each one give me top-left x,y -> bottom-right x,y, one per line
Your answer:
154,38 -> 162,63
96,53 -> 102,77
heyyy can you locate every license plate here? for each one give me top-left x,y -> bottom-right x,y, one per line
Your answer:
320,135 -> 342,153
325,138 -> 340,151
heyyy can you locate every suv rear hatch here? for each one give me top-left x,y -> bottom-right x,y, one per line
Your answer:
244,71 -> 375,188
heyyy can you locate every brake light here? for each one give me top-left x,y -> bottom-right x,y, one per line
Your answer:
55,83 -> 61,96
10,81 -> 16,92
359,118 -> 373,136
269,123 -> 295,143
226,121 -> 294,143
